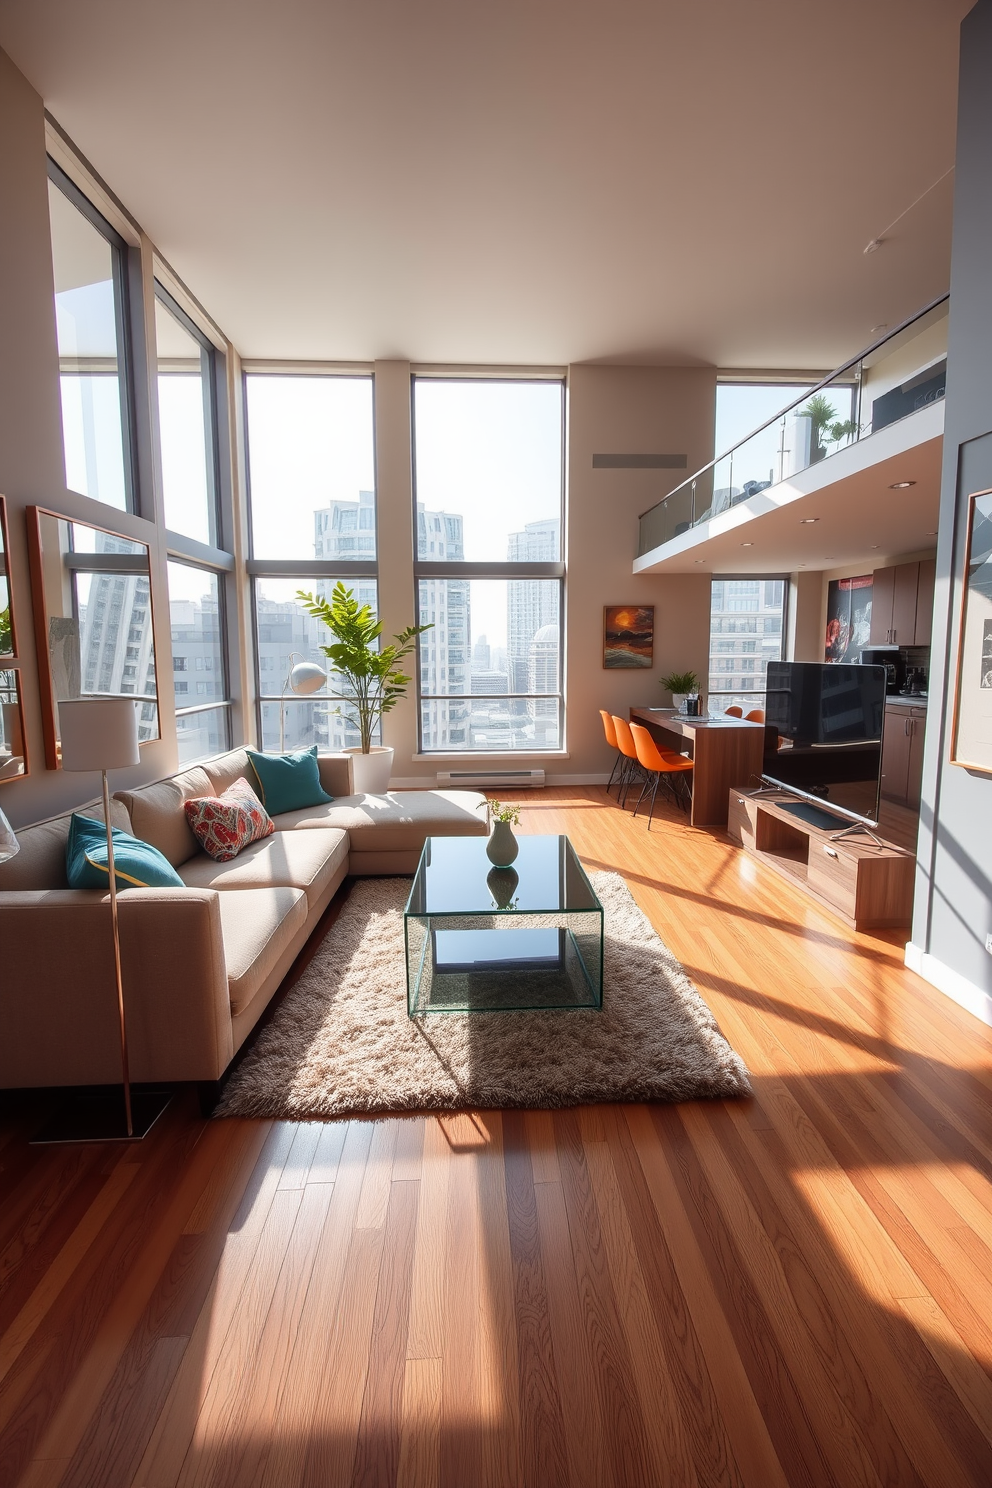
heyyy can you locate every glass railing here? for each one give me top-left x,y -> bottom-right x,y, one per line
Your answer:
637,296 -> 948,557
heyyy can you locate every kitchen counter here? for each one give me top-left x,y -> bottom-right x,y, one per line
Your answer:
885,695 -> 928,708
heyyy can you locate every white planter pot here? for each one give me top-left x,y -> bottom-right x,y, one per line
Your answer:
671,693 -> 688,714
345,745 -> 394,794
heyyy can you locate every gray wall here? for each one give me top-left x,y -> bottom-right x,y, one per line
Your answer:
912,0 -> 992,1001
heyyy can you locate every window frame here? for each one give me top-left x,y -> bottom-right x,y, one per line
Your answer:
410,373 -> 567,755
242,368 -> 378,749
47,158 -> 140,514
154,280 -> 223,550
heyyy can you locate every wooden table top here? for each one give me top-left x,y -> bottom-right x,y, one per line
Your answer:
630,707 -> 766,731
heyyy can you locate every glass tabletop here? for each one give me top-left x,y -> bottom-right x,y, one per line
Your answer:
405,833 -> 601,917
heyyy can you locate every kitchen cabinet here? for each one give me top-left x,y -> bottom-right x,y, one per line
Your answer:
881,702 -> 926,808
914,558 -> 936,647
870,560 -> 934,646
870,566 -> 895,644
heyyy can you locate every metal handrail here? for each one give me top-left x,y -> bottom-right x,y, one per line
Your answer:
638,292 -> 950,526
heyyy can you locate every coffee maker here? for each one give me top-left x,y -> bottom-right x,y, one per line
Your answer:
860,646 -> 902,694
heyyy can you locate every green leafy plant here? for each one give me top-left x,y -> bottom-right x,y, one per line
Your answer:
0,607 -> 10,657
297,582 -> 432,754
800,393 -> 857,458
659,669 -> 698,695
488,798 -> 522,826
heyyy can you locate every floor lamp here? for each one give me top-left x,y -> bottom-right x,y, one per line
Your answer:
33,698 -> 170,1143
279,655 -> 327,750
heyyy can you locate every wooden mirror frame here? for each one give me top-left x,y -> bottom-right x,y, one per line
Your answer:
26,506 -> 161,770
0,494 -> 19,664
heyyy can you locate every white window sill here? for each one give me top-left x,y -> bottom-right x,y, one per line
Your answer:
411,750 -> 570,761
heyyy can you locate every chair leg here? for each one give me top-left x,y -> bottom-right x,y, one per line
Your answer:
606,752 -> 622,795
646,773 -> 661,830
632,769 -> 651,817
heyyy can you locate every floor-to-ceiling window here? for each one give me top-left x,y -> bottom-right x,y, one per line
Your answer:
47,162 -> 137,513
708,576 -> 788,711
244,373 -> 377,751
412,376 -> 565,752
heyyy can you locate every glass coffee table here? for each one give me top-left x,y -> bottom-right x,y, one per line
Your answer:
404,835 -> 604,1015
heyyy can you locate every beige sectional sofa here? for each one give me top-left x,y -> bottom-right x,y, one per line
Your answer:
0,749 -> 488,1092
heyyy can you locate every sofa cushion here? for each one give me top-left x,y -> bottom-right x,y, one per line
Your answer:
115,766 -> 213,867
178,825 -> 349,911
214,885 -> 308,1014
184,778 -> 274,862
202,748 -> 254,796
66,813 -> 184,890
0,797 -> 132,891
270,789 -> 489,854
246,745 -> 333,814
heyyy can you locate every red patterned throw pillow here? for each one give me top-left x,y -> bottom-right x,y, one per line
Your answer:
184,777 -> 275,862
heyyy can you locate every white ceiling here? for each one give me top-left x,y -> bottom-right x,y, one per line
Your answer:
0,0 -> 973,366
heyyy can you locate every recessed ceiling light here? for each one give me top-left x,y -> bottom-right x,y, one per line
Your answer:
740,541 -> 754,547
925,531 -> 937,536
889,480 -> 916,489
870,545 -> 879,549
799,517 -> 819,524
693,559 -> 706,564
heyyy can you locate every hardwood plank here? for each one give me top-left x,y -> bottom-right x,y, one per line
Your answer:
355,1120 -> 399,1230
406,1117 -> 451,1363
351,1177 -> 421,1488
396,1357 -> 442,1488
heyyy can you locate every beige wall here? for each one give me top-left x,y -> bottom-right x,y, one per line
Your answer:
788,569 -> 825,661
563,365 -> 715,782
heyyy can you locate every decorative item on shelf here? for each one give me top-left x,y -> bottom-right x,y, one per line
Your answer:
604,605 -> 654,668
0,801 -> 18,862
951,487 -> 992,773
297,582 -> 432,795
486,798 -> 521,866
32,697 -> 170,1144
278,652 -> 328,752
486,864 -> 519,910
659,669 -> 699,714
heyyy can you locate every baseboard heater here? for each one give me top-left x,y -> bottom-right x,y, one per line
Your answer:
436,768 -> 546,789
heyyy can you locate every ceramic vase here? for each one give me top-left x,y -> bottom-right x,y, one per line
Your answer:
486,865 -> 519,909
486,819 -> 519,867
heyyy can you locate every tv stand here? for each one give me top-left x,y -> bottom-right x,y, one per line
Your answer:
727,787 -> 914,930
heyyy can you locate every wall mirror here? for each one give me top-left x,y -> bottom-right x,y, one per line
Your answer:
0,495 -> 18,662
27,508 -> 160,769
0,669 -> 27,781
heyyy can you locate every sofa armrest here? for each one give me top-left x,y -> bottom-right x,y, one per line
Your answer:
0,888 -> 234,1087
318,752 -> 354,796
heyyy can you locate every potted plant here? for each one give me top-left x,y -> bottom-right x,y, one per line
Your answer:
799,393 -> 858,464
659,669 -> 699,713
297,582 -> 432,794
487,798 -> 521,866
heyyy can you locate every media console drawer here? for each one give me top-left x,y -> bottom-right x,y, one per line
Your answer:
727,787 -> 914,930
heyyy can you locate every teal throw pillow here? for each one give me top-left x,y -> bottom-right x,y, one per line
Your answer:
246,745 -> 334,815
66,813 -> 184,891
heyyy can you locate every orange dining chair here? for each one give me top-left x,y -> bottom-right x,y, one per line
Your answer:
744,707 -> 765,724
599,709 -> 624,795
611,715 -> 643,807
724,704 -> 744,718
629,723 -> 694,826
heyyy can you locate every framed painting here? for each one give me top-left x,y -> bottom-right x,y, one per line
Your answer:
824,574 -> 873,662
604,605 -> 654,668
951,488 -> 992,772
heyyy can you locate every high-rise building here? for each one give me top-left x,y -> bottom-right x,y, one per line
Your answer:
417,504 -> 471,749
708,577 -> 786,705
78,532 -> 158,742
311,491 -> 378,750
507,517 -> 559,696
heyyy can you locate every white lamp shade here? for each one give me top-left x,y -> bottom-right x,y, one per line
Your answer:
289,661 -> 327,696
59,698 -> 140,773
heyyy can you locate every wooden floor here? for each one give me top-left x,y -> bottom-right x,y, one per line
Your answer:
3,786 -> 992,1487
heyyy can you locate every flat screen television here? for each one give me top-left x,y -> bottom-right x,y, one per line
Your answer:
761,661 -> 887,828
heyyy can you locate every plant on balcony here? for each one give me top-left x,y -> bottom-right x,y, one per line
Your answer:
800,393 -> 858,463
296,582 -> 432,754
0,607 -> 10,656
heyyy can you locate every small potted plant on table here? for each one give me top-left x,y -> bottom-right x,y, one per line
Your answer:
659,669 -> 699,714
487,798 -> 521,867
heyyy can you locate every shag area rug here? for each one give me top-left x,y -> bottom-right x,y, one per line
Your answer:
216,873 -> 751,1118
